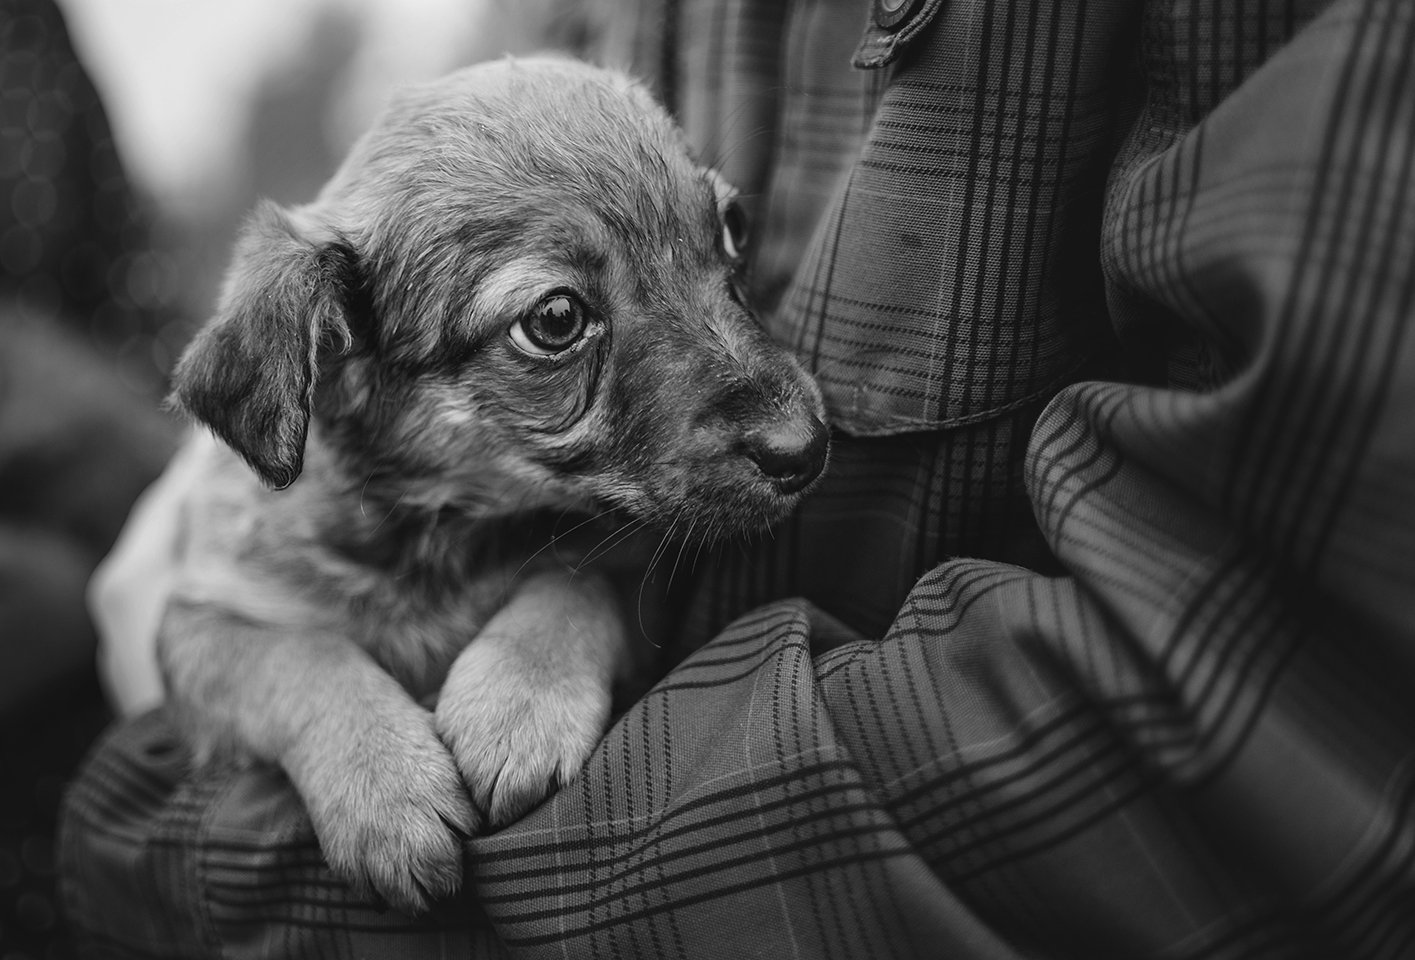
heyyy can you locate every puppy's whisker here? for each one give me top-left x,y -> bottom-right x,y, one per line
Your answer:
367,485 -> 414,538
550,503 -> 604,536
576,520 -> 637,570
698,89 -> 786,172
575,516 -> 649,572
642,511 -> 682,583
635,508 -> 682,644
664,514 -> 698,596
799,351 -> 858,386
507,505 -> 621,583
359,471 -> 377,519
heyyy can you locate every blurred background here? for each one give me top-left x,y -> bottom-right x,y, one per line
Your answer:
0,1 -> 609,955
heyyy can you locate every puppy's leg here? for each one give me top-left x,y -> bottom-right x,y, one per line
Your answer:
434,570 -> 628,829
160,605 -> 477,914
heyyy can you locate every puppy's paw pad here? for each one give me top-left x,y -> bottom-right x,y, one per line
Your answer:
435,663 -> 609,830
299,716 -> 478,914
459,726 -> 592,829
332,786 -> 473,914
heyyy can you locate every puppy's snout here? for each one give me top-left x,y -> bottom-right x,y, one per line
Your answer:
743,415 -> 829,494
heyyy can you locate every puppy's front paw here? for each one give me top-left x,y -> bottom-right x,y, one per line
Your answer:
435,642 -> 611,830
291,706 -> 478,915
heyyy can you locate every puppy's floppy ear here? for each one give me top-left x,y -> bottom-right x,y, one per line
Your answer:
169,201 -> 356,490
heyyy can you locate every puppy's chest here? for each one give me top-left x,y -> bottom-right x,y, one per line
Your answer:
319,512 -> 616,698
341,566 -> 509,699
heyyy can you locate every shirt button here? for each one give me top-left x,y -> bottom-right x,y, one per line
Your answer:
874,0 -> 922,30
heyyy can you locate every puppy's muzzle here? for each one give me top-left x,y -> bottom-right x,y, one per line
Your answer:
741,414 -> 829,495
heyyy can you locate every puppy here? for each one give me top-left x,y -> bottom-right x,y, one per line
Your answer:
158,56 -> 828,914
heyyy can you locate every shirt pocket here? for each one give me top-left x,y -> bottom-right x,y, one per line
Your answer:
853,0 -> 949,69
769,0 -> 1133,436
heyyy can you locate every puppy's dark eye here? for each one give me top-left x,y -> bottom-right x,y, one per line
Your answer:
511,293 -> 589,357
721,199 -> 749,262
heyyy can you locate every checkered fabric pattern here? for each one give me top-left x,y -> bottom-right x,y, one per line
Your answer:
59,0 -> 1415,957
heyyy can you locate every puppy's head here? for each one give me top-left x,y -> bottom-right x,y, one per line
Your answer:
171,57 -> 827,541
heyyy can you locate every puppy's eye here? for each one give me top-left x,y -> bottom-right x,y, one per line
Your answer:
721,199 -> 749,262
510,293 -> 589,357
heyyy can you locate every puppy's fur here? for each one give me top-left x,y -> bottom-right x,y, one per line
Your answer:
159,57 -> 828,913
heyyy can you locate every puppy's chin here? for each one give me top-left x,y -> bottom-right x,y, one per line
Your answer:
607,464 -> 821,546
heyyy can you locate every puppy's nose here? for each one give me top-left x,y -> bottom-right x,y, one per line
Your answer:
744,415 -> 829,494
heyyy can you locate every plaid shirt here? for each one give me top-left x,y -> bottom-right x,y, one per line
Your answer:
60,0 -> 1415,957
